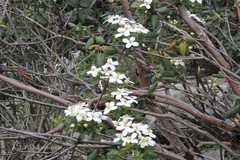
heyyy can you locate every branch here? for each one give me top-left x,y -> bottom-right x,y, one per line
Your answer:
178,6 -> 240,96
0,74 -> 71,106
121,0 -> 132,18
133,89 -> 239,132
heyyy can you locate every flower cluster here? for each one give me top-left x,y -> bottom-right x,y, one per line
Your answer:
87,58 -> 137,115
113,115 -> 156,148
106,15 -> 149,48
104,88 -> 138,114
138,0 -> 152,9
87,58 -> 129,84
111,88 -> 138,107
64,102 -> 106,124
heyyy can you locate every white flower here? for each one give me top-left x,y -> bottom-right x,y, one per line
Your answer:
111,88 -> 137,107
114,115 -> 133,130
108,72 -> 127,84
111,88 -> 133,100
101,58 -> 118,72
107,15 -> 122,24
122,126 -> 135,136
132,123 -> 156,138
87,66 -> 102,77
104,102 -> 118,114
139,0 -> 152,9
113,133 -> 124,143
106,15 -> 129,26
101,66 -> 115,77
122,37 -> 139,48
139,136 -> 156,148
130,133 -> 138,144
115,24 -> 132,38
131,23 -> 149,34
116,98 -> 137,107
106,58 -> 119,66
64,102 -> 88,117
65,102 -> 105,124
113,116 -> 156,148
118,17 -> 129,26
92,112 -> 104,123
121,136 -> 131,146
85,112 -> 94,122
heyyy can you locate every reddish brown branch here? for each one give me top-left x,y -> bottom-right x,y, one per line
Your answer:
121,0 -> 132,18
0,74 -> 115,128
178,6 -> 240,97
133,89 -> 239,132
0,74 -> 71,106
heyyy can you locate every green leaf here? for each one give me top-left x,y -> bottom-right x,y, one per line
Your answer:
86,38 -> 94,49
224,105 -> 240,119
151,15 -> 158,30
107,149 -> 121,160
142,147 -> 157,160
96,53 -> 106,66
178,40 -> 189,56
95,36 -> 105,44
87,150 -> 97,160
0,19 -> 7,29
156,7 -> 168,13
102,46 -> 117,55
80,0 -> 96,8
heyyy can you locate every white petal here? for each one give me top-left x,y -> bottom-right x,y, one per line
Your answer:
129,37 -> 135,41
125,43 -> 131,48
132,42 -> 139,47
122,38 -> 129,44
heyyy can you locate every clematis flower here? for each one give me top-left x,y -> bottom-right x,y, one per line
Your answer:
101,58 -> 118,71
87,66 -> 102,77
107,15 -> 122,24
139,0 -> 152,9
131,23 -> 149,34
108,72 -> 127,84
104,101 -> 118,114
116,98 -> 137,107
122,37 -> 139,48
111,88 -> 133,100
139,136 -> 156,148
115,24 -> 132,38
